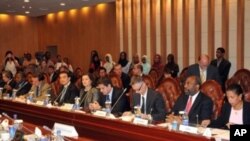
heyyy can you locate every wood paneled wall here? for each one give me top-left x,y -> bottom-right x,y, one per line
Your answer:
0,2 -> 116,72
117,0 -> 250,77
0,15 -> 39,64
38,3 -> 117,71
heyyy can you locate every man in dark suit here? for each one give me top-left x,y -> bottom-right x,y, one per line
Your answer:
113,64 -> 131,89
48,65 -> 58,83
14,71 -> 31,96
210,47 -> 231,92
1,70 -> 16,96
128,75 -> 166,121
54,71 -> 79,105
89,77 -> 129,116
187,54 -> 221,85
170,75 -> 213,125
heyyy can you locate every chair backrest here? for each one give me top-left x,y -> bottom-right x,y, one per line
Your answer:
226,68 -> 250,102
148,68 -> 159,86
177,67 -> 189,93
227,69 -> 250,91
109,74 -> 123,89
201,80 -> 224,119
156,77 -> 182,113
142,75 -> 155,89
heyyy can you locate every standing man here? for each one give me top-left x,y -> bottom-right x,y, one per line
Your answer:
210,47 -> 231,92
187,54 -> 221,85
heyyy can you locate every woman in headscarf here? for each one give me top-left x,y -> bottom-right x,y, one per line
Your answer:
141,55 -> 151,75
118,51 -> 130,74
103,53 -> 115,74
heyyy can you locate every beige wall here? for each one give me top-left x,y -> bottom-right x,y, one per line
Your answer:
117,0 -> 249,77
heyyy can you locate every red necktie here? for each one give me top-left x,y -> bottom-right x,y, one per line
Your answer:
185,96 -> 192,114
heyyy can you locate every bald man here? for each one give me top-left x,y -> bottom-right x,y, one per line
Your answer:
186,54 -> 221,85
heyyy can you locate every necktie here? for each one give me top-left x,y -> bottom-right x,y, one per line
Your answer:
185,96 -> 192,114
36,86 -> 39,97
106,95 -> 110,102
200,70 -> 206,83
59,87 -> 67,103
141,97 -> 146,114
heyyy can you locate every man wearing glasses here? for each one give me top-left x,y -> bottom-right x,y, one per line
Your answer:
125,75 -> 166,122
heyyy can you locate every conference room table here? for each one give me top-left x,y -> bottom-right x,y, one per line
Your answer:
0,99 -> 215,141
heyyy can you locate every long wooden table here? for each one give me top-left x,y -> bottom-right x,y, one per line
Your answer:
0,99 -> 214,141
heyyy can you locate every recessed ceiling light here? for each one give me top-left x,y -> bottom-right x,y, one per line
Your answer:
60,3 -> 66,6
25,11 -> 30,14
24,0 -> 30,3
22,6 -> 25,8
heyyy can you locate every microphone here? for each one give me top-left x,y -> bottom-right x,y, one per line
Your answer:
2,112 -> 33,134
52,88 -> 64,106
78,91 -> 89,106
196,114 -> 199,126
110,88 -> 127,113
43,125 -> 72,141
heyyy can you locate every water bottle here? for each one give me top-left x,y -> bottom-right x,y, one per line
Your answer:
12,89 -> 17,100
182,112 -> 189,126
13,114 -> 17,120
55,130 -> 64,141
171,119 -> 178,131
9,125 -> 16,140
73,97 -> 80,110
105,100 -> 111,116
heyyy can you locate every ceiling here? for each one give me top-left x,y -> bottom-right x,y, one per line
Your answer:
0,0 -> 115,17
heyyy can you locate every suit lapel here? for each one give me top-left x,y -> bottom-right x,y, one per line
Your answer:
189,92 -> 201,114
146,89 -> 153,113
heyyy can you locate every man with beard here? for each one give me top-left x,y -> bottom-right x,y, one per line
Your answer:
167,75 -> 213,125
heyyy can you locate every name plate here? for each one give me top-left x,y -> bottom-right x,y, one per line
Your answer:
36,101 -> 44,106
93,110 -> 107,117
179,125 -> 198,134
133,117 -> 148,126
60,103 -> 74,110
203,128 -> 212,137
53,123 -> 78,137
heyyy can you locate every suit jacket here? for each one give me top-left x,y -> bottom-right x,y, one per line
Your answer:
98,87 -> 129,116
50,72 -> 58,83
172,92 -> 213,124
27,81 -> 51,101
2,79 -> 16,96
210,59 -> 231,90
56,83 -> 79,105
187,63 -> 222,85
132,88 -> 167,121
209,102 -> 250,129
121,72 -> 130,89
15,81 -> 32,96
79,87 -> 100,110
